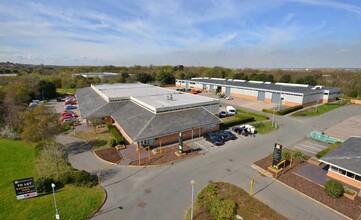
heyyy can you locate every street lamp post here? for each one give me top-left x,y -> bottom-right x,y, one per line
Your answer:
190,180 -> 195,220
51,183 -> 60,220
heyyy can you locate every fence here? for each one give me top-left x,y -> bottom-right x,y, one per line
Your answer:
307,131 -> 344,144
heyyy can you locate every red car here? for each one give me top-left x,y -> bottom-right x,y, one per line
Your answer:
190,90 -> 198,94
61,115 -> 77,122
65,100 -> 77,105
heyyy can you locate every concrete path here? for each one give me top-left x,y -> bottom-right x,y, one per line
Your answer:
67,104 -> 361,220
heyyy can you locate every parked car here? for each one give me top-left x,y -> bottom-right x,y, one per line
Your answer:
62,112 -> 79,117
29,102 -> 38,107
232,126 -> 246,135
61,116 -> 77,122
64,105 -> 77,110
204,133 -> 224,146
225,96 -> 233,100
219,110 -> 227,118
226,106 -> 236,115
62,118 -> 79,124
190,90 -> 198,94
65,100 -> 77,105
217,131 -> 232,141
185,88 -> 191,93
222,130 -> 237,140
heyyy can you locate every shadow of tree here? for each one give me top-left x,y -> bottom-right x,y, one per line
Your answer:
88,140 -> 108,148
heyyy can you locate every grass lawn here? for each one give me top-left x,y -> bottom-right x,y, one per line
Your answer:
236,109 -> 269,121
185,182 -> 286,220
292,101 -> 348,117
252,121 -> 276,134
73,127 -> 113,150
0,139 -> 105,220
57,88 -> 76,96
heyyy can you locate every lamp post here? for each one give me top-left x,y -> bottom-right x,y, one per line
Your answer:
51,183 -> 60,220
190,180 -> 195,220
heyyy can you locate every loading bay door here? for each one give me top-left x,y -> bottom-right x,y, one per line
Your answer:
225,87 -> 231,96
271,93 -> 281,103
257,91 -> 265,101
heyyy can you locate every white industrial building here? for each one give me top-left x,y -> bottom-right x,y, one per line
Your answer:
176,78 -> 341,107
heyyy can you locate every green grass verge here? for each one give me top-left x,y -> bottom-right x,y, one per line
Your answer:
73,127 -> 114,150
316,142 -> 341,159
0,138 -> 105,220
251,121 -> 276,135
236,109 -> 269,121
56,88 -> 76,96
292,101 -> 348,117
184,182 -> 286,220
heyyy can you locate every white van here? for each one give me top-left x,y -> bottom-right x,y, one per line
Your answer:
226,106 -> 236,115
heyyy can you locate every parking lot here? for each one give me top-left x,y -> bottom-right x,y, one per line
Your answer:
323,114 -> 361,140
292,140 -> 329,156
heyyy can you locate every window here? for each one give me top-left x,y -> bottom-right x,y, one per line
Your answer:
338,168 -> 346,175
355,175 -> 361,182
346,172 -> 355,179
330,166 -> 338,172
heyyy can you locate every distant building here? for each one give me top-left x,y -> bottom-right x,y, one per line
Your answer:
76,83 -> 220,147
74,72 -> 119,79
176,78 -> 341,107
320,137 -> 361,189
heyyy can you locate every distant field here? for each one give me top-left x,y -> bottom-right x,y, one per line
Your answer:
0,139 -> 104,220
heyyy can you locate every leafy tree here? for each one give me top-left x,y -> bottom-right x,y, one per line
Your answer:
233,72 -> 246,80
89,117 -> 102,134
136,72 -> 153,83
20,105 -> 61,142
75,76 -> 89,88
38,80 -> 57,99
155,71 -> 175,84
296,75 -> 317,86
280,74 -> 292,83
185,72 -> 195,79
36,140 -> 68,181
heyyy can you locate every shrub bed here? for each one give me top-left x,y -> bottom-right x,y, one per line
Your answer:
316,142 -> 341,159
220,115 -> 254,129
324,180 -> 344,198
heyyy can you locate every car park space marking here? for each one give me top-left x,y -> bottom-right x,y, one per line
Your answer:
303,141 -> 328,149
194,141 -> 209,151
295,146 -> 318,155
298,143 -> 325,152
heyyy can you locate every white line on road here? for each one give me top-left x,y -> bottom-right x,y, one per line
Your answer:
194,142 -> 209,151
295,146 -> 318,154
299,143 -> 325,151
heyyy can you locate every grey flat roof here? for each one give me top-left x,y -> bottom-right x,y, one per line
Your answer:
320,137 -> 361,176
77,87 -> 221,143
183,78 -> 328,94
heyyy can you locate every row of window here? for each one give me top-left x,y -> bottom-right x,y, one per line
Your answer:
330,166 -> 361,182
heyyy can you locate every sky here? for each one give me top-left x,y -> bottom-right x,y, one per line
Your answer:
0,0 -> 361,68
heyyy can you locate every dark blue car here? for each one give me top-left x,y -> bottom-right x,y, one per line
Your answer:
204,133 -> 224,146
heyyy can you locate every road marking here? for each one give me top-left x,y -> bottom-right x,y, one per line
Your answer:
299,143 -> 325,152
295,146 -> 318,154
194,142 -> 209,151
304,141 -> 328,149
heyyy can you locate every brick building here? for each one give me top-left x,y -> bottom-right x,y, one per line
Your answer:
76,83 -> 221,147
320,137 -> 361,189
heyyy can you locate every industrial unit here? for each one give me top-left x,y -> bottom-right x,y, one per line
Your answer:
76,83 -> 221,147
176,78 -> 341,107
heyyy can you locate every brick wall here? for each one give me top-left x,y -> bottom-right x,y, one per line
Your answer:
327,171 -> 361,189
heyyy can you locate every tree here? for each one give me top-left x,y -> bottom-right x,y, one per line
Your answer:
296,75 -> 317,86
136,72 -> 153,83
155,71 -> 175,84
89,117 -> 102,134
280,74 -> 292,83
36,140 -> 68,181
38,80 -> 57,99
20,105 -> 61,142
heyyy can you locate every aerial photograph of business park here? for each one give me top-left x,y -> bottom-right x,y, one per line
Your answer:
1,0 -> 361,219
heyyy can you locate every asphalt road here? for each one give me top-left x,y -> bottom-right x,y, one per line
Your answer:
65,104 -> 361,220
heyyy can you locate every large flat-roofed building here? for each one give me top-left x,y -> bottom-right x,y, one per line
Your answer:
319,137 -> 361,189
76,83 -> 221,147
176,78 -> 341,107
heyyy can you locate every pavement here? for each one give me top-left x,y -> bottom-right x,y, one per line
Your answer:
55,104 -> 361,220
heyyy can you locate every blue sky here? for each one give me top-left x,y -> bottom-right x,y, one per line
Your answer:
0,0 -> 360,68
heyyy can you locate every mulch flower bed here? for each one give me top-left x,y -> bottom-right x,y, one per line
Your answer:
94,147 -> 122,163
254,156 -> 361,220
129,144 -> 199,166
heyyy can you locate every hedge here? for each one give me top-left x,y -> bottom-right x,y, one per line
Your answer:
107,124 -> 125,145
316,142 -> 341,159
236,109 -> 269,120
220,116 -> 254,129
262,105 -> 303,116
325,180 -> 344,198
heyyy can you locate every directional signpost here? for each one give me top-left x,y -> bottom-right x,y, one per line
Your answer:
13,177 -> 37,200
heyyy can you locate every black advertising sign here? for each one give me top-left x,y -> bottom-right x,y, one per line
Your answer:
272,143 -> 283,167
13,177 -> 37,200
179,132 -> 183,153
